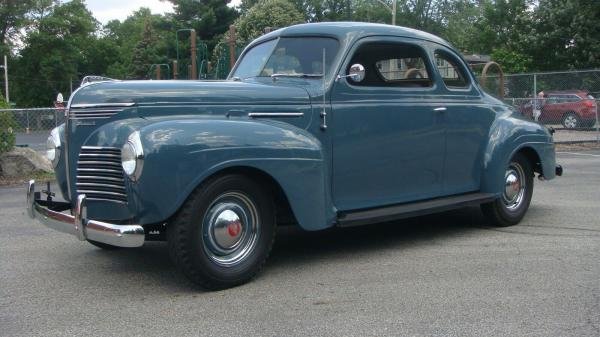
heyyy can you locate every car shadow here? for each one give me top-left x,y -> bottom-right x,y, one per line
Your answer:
268,206 -> 489,268
85,206 -> 490,292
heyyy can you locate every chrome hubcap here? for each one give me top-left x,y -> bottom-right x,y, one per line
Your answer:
502,163 -> 526,211
202,192 -> 259,267
564,116 -> 577,128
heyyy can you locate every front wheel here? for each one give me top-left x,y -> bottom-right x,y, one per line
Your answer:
481,153 -> 534,227
167,174 -> 276,290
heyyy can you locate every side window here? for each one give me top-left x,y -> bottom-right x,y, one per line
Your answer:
349,42 -> 433,87
546,95 -> 559,104
434,51 -> 469,89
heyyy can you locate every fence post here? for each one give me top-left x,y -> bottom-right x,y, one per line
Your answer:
26,110 -> 30,134
55,108 -> 58,127
533,73 -> 537,99
596,100 -> 600,146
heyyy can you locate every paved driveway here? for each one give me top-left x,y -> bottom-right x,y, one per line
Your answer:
1,152 -> 599,337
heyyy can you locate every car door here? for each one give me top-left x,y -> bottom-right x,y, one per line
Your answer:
330,37 -> 445,211
431,48 -> 495,195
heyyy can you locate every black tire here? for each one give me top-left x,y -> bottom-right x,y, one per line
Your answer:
87,240 -> 121,250
167,174 -> 275,290
481,153 -> 534,227
562,112 -> 580,129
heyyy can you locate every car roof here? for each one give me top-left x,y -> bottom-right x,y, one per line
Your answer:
546,90 -> 588,95
251,22 -> 452,49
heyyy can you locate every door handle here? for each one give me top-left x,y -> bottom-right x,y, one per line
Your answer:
433,107 -> 447,112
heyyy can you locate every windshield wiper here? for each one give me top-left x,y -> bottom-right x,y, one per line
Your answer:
270,73 -> 323,79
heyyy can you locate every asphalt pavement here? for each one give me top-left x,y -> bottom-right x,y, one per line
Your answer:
1,151 -> 599,337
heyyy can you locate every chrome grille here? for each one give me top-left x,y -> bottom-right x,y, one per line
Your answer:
69,107 -> 124,119
76,146 -> 127,203
68,103 -> 134,120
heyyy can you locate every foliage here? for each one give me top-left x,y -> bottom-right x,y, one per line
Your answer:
0,94 -> 16,154
234,0 -> 304,44
164,0 -> 238,52
526,0 -> 600,71
129,21 -> 161,79
12,0 -> 98,107
491,48 -> 532,74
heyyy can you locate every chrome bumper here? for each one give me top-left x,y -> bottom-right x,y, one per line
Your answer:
26,180 -> 144,247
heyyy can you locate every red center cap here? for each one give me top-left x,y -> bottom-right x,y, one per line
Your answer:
513,181 -> 520,193
228,222 -> 241,237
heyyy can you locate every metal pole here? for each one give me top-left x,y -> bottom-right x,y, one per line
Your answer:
190,30 -> 197,80
3,55 -> 8,103
533,73 -> 537,101
228,25 -> 236,69
392,0 -> 396,25
595,100 -> 599,145
173,60 -> 178,79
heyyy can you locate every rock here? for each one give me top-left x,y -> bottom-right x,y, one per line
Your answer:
0,147 -> 53,178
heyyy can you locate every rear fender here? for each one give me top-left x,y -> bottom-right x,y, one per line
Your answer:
481,113 -> 556,195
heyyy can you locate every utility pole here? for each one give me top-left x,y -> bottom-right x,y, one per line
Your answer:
190,30 -> 197,80
228,25 -> 236,69
1,55 -> 8,103
374,0 -> 397,25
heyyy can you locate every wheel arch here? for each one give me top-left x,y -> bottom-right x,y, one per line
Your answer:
516,146 -> 543,176
199,165 -> 299,227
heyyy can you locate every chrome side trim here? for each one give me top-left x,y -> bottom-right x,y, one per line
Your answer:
70,103 -> 135,109
248,112 -> 304,118
27,180 -> 144,248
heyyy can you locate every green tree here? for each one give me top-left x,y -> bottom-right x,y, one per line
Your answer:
490,48 -> 532,73
129,21 -> 163,79
233,0 -> 304,44
102,8 -> 174,79
164,0 -> 239,52
0,0 -> 37,54
12,0 -> 97,106
469,0 -> 533,54
527,0 -> 600,71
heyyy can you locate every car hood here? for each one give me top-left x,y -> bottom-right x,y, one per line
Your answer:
70,80 -> 311,107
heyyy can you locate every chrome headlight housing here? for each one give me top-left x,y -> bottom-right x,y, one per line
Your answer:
46,127 -> 61,168
121,131 -> 144,181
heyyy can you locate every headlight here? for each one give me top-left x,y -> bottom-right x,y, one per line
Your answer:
46,127 -> 61,167
121,131 -> 144,181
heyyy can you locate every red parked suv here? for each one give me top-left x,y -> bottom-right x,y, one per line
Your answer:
520,90 -> 597,128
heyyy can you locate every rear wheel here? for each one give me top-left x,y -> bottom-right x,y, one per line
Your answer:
562,112 -> 580,129
481,153 -> 534,227
167,174 -> 275,290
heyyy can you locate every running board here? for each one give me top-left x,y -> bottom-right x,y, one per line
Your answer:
337,193 -> 497,227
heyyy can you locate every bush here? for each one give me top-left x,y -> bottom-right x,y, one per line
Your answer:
0,96 -> 16,154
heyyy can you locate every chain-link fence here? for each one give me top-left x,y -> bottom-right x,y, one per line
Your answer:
0,108 -> 64,184
479,69 -> 600,146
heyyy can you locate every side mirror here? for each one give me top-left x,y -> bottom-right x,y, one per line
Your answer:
337,63 -> 365,82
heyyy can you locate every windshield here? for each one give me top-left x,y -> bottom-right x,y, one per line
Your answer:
231,37 -> 340,80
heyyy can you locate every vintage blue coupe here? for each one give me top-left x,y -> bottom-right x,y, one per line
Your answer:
27,22 -> 562,289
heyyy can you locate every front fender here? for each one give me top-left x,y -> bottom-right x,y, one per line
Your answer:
131,118 -> 334,230
481,112 -> 556,195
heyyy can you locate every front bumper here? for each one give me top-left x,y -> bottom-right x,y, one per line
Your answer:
26,180 -> 144,247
